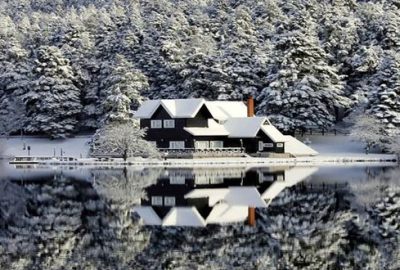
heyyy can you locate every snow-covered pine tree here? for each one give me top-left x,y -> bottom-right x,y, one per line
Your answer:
23,46 -> 82,138
100,55 -> 148,124
256,13 -> 349,131
0,24 -> 31,135
220,5 -> 267,100
366,51 -> 400,136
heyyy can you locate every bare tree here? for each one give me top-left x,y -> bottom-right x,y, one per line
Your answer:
92,122 -> 160,160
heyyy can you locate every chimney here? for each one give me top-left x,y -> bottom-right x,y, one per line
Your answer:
247,96 -> 254,117
248,207 -> 256,226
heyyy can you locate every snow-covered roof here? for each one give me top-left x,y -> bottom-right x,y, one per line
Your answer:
162,207 -> 206,227
283,135 -> 319,156
261,167 -> 318,202
185,187 -> 267,207
184,119 -> 229,136
133,100 -> 161,119
205,101 -> 247,121
134,98 -> 247,120
261,125 -> 289,142
206,204 -> 248,224
132,206 -> 162,225
224,117 -> 267,138
134,99 -> 204,119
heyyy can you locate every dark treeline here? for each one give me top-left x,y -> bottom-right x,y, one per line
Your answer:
0,0 -> 400,138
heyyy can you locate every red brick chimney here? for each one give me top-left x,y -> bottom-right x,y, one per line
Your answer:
247,96 -> 254,117
248,207 -> 256,226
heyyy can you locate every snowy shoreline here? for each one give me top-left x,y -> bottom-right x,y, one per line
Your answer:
5,154 -> 394,168
1,135 -> 398,167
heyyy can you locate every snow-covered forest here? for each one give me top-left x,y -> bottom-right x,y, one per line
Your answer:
1,0 -> 400,138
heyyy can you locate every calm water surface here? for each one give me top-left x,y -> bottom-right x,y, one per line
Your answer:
0,161 -> 399,269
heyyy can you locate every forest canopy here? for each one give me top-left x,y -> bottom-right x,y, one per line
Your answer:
1,0 -> 400,137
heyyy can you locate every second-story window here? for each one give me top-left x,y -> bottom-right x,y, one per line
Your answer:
150,120 -> 162,128
163,119 -> 175,128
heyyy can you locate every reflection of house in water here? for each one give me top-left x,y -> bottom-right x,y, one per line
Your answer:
133,166 -> 318,227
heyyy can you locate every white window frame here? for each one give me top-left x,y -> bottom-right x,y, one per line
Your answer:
258,141 -> 264,151
150,120 -> 162,129
163,119 -> 175,128
164,196 -> 176,206
151,196 -> 163,206
169,141 -> 185,149
276,143 -> 284,148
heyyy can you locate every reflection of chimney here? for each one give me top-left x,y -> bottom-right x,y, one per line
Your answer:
248,207 -> 256,226
247,96 -> 254,117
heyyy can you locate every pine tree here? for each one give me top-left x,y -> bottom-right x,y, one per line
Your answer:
366,51 -> 400,136
23,46 -> 82,138
100,55 -> 149,124
257,13 -> 348,131
0,35 -> 30,135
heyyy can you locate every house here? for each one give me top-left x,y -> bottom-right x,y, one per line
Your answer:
134,97 -> 317,156
132,166 -> 318,227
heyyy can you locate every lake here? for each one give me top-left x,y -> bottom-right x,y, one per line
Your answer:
0,162 -> 399,269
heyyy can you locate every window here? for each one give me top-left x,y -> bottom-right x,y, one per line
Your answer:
195,141 -> 209,149
150,120 -> 162,128
164,196 -> 176,206
170,176 -> 185,184
264,143 -> 274,148
169,141 -> 185,149
151,196 -> 163,206
210,141 -> 223,148
276,143 -> 284,148
163,119 -> 175,128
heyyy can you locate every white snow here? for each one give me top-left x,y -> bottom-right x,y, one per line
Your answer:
205,101 -> 247,121
261,125 -> 289,142
132,100 -> 160,119
284,135 -> 319,156
304,134 -> 382,156
134,98 -> 248,121
132,206 -> 162,226
261,167 -> 319,202
224,117 -> 267,138
0,136 -> 91,158
205,204 -> 248,224
185,187 -> 267,207
162,207 -> 206,227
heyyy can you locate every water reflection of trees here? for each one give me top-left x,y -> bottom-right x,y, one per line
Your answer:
0,168 -> 398,269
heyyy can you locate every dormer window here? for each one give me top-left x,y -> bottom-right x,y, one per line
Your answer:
151,120 -> 162,128
163,119 -> 175,128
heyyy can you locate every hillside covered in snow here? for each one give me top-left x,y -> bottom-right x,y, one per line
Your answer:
1,0 -> 400,138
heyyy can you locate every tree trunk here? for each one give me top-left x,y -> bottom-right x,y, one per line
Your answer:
123,149 -> 128,161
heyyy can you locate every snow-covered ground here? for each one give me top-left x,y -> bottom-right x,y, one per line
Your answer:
0,136 -> 91,158
299,134 -> 382,156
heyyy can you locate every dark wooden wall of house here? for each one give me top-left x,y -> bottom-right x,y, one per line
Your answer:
139,104 -> 284,153
186,105 -> 212,127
